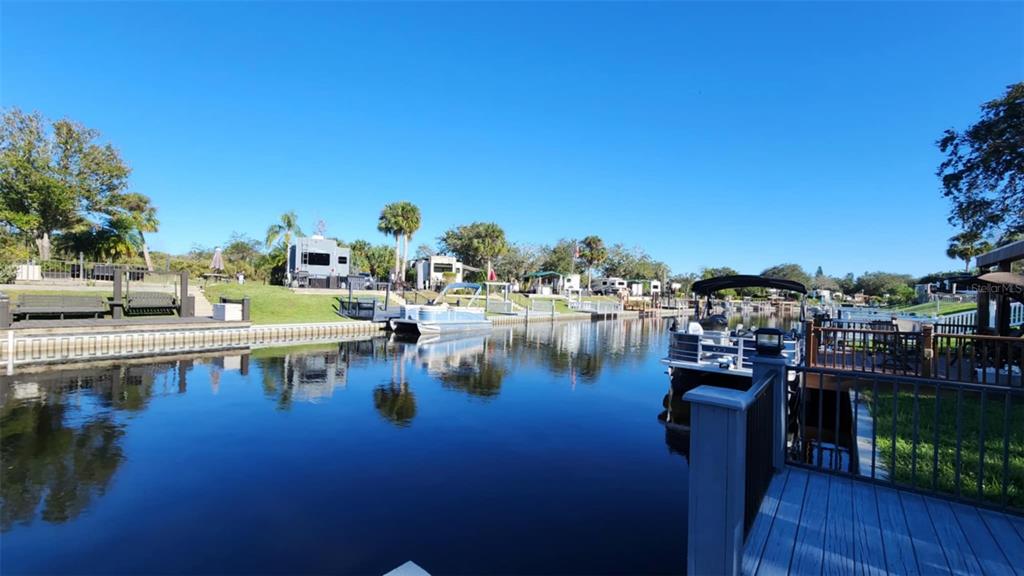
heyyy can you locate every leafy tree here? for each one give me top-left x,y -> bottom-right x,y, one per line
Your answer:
414,243 -> 434,261
362,244 -> 395,280
700,266 -> 739,279
945,229 -> 992,273
578,235 -> 607,290
494,243 -> 542,281
835,273 -> 856,294
223,232 -> 263,264
264,211 -> 303,248
349,239 -> 372,273
855,272 -> 915,297
437,221 -> 508,275
539,239 -> 577,275
0,108 -> 134,259
668,273 -> 698,295
761,263 -> 811,288
114,192 -> 159,270
938,82 -> 1024,240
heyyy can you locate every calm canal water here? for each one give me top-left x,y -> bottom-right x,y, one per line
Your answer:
1,319 -> 693,575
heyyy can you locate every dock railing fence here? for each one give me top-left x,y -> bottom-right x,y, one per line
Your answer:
808,322 -> 1023,387
788,365 -> 1024,513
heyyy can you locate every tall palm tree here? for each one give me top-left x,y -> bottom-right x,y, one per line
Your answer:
117,193 -> 159,271
579,235 -> 607,291
265,211 -> 303,248
377,203 -> 404,279
398,202 -> 421,281
946,230 -> 991,273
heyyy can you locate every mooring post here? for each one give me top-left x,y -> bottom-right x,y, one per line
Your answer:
241,297 -> 251,322
921,323 -> 934,378
683,385 -> 748,576
179,270 -> 193,318
112,267 -> 124,319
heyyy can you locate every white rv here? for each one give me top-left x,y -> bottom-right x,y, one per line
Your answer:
593,277 -> 627,295
415,255 -> 464,290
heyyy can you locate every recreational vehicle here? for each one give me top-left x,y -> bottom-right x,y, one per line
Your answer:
287,236 -> 351,288
414,255 -> 464,290
593,277 -> 627,295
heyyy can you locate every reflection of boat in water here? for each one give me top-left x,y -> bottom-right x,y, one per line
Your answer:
391,282 -> 492,335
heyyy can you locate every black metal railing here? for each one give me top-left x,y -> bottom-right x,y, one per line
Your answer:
788,365 -> 1023,512
744,372 -> 777,533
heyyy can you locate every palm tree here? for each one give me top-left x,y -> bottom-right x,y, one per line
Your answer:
946,231 -> 991,273
97,215 -> 143,261
377,203 -> 404,279
579,235 -> 607,291
398,202 -> 421,282
117,193 -> 159,271
265,211 -> 303,249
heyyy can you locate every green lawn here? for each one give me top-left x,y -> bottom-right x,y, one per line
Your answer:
204,284 -> 397,324
870,390 -> 1024,507
896,301 -> 977,317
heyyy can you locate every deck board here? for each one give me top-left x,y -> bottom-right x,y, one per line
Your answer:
899,492 -> 950,575
875,486 -> 919,575
849,481 -> 886,576
742,468 -> 1024,576
742,469 -> 789,576
976,509 -> 1024,576
949,503 -> 1014,576
756,468 -> 810,575
791,473 -> 830,574
922,497 -> 983,576
821,475 -> 854,576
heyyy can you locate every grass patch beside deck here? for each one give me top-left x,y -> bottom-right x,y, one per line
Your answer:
869,389 -> 1024,508
895,301 -> 977,317
204,284 -> 380,324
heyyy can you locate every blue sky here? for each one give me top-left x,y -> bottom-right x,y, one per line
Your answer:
3,1 -> 1022,277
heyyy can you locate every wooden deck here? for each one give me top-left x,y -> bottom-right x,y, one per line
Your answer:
743,467 -> 1024,576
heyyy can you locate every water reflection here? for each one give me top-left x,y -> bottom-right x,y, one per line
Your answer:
1,319 -> 688,575
0,363 -> 174,530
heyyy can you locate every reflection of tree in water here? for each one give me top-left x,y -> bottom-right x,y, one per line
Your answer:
373,384 -> 417,426
374,343 -> 417,426
0,364 -> 169,530
437,351 -> 506,398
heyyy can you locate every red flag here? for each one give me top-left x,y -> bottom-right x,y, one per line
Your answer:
488,266 -> 497,281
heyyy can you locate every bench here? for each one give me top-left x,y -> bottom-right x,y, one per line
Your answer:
13,294 -> 107,320
124,291 -> 178,316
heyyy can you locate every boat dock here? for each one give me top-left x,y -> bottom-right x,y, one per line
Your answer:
743,467 -> 1024,575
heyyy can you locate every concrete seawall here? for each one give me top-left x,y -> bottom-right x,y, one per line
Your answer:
2,309 -> 687,369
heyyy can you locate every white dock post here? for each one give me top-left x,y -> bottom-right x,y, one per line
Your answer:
684,386 -> 748,576
7,330 -> 13,375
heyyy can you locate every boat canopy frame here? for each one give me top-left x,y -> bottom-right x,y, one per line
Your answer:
691,275 -> 808,296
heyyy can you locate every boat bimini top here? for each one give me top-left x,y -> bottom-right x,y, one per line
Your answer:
691,275 -> 808,296
431,282 -> 485,307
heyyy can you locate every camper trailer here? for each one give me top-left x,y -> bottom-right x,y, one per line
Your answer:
415,255 -> 464,290
593,277 -> 627,295
525,272 -> 581,296
287,236 -> 351,288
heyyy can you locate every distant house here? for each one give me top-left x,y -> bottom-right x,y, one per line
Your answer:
287,236 -> 351,287
414,255 -> 464,290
